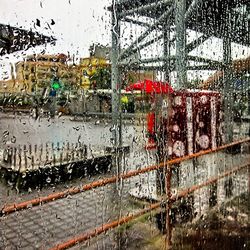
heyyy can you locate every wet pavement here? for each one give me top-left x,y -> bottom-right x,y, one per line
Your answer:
0,113 -> 158,249
0,113 -> 249,249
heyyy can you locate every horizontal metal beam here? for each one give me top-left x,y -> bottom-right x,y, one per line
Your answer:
186,34 -> 210,53
187,65 -> 220,70
187,55 -> 223,66
122,17 -> 151,28
119,0 -> 173,18
120,33 -> 165,64
119,4 -> 174,61
120,55 -> 175,68
119,63 -> 164,71
139,56 -> 166,64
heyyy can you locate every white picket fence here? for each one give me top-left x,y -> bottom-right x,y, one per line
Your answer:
0,142 -> 88,173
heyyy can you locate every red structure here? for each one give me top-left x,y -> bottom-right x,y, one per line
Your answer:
160,90 -> 223,158
126,79 -> 174,149
125,79 -> 174,94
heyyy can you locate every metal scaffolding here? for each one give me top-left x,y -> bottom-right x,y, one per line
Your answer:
110,1 -> 250,247
110,0 -> 250,146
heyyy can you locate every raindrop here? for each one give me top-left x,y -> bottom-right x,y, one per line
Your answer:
46,176 -> 51,183
27,203 -> 33,209
36,19 -> 41,27
11,136 -> 16,143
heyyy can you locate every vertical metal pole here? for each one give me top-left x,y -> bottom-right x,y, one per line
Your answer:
165,165 -> 172,249
111,0 -> 121,148
223,10 -> 233,143
163,21 -> 171,82
156,13 -> 172,197
175,0 -> 187,89
161,10 -> 174,249
163,23 -> 172,248
111,3 -> 123,248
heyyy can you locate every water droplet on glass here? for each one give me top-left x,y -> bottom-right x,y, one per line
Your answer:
46,176 -> 52,183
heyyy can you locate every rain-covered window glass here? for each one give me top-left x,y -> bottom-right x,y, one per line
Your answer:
0,0 -> 249,249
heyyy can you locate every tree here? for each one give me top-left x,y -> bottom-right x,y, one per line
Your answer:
90,67 -> 111,89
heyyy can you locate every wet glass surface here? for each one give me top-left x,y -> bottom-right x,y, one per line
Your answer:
0,0 -> 249,249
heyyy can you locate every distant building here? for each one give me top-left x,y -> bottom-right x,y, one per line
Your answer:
89,44 -> 110,59
0,79 -> 31,93
15,54 -> 81,93
81,44 -> 155,89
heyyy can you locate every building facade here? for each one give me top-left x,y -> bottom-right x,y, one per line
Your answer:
15,54 -> 81,94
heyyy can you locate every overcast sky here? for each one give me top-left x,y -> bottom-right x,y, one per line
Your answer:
0,0 -> 111,78
1,0 -> 250,81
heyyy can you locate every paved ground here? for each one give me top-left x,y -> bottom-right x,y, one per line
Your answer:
0,113 -> 249,249
0,113 -> 158,249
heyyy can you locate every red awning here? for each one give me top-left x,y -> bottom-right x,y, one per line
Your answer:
125,79 -> 174,94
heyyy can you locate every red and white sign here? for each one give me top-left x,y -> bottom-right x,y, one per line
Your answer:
159,90 -> 222,159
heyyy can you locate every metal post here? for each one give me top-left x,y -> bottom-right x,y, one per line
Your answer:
156,20 -> 172,196
163,21 -> 171,82
111,3 -> 123,248
165,165 -> 173,249
175,0 -> 187,89
111,0 -> 121,148
223,11 -> 233,143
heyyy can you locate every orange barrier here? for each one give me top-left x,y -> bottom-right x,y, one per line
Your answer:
49,161 -> 250,250
1,137 -> 250,215
170,159 -> 250,202
50,202 -> 161,250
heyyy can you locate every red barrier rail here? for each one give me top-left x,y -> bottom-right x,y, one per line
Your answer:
1,137 -> 249,215
50,161 -> 250,250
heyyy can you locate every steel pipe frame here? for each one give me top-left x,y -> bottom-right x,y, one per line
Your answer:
187,65 -> 221,71
122,17 -> 151,28
119,34 -> 176,65
185,0 -> 203,21
129,55 -> 175,65
120,43 -> 220,72
111,0 -> 122,148
118,0 -> 173,18
186,33 -> 211,53
223,10 -> 234,144
49,161 -> 250,250
119,64 -> 164,71
118,0 -> 205,60
175,0 -> 187,89
187,55 -> 223,67
117,0 -> 228,76
163,20 -> 171,81
1,137 -> 249,216
119,4 -> 174,61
